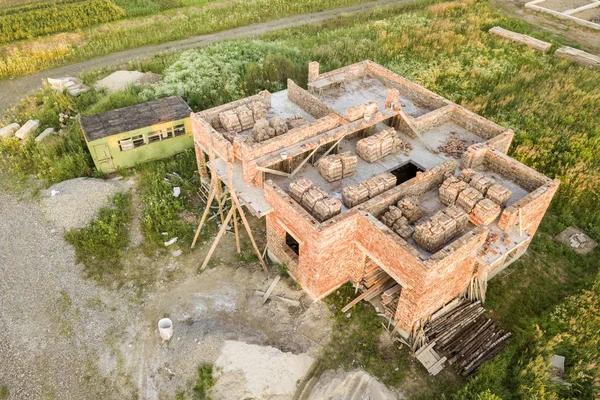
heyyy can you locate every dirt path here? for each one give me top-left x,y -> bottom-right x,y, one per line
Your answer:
0,0 -> 414,119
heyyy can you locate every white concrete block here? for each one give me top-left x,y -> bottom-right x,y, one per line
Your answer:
35,127 -> 55,142
0,123 -> 20,138
15,120 -> 40,141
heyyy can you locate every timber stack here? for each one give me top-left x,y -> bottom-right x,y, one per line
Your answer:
423,299 -> 511,376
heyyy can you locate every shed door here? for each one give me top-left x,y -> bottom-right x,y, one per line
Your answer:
94,143 -> 114,170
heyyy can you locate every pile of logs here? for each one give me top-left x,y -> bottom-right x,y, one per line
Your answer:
423,299 -> 511,376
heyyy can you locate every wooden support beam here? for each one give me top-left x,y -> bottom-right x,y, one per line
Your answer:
256,166 -> 291,177
227,163 -> 241,254
191,181 -> 217,249
228,164 -> 269,274
342,276 -> 391,313
200,206 -> 235,270
290,145 -> 321,177
208,142 -> 225,225
262,275 -> 281,304
314,134 -> 345,165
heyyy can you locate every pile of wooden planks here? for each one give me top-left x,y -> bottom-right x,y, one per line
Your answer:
342,268 -> 394,313
423,299 -> 511,376
381,284 -> 401,317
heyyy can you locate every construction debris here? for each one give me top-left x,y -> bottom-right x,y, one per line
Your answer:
437,133 -> 468,158
262,276 -> 281,304
47,77 -> 90,96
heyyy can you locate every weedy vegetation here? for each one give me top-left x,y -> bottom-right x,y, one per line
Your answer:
64,192 -> 132,283
175,364 -> 216,400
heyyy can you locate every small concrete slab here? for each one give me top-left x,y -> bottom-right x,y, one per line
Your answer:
555,226 -> 597,254
14,120 -> 40,141
489,27 -> 552,52
555,46 -> 600,68
35,127 -> 55,142
0,122 -> 19,138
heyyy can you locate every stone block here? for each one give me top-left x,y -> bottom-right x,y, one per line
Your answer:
0,123 -> 19,138
15,120 -> 40,141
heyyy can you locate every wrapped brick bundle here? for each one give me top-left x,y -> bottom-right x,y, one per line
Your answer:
458,168 -> 477,183
486,183 -> 512,207
432,211 -> 458,242
236,105 -> 254,131
302,187 -> 328,212
269,116 -> 288,136
342,183 -> 369,208
378,172 -> 396,191
248,101 -> 267,120
456,187 -> 483,213
398,197 -> 422,224
469,198 -> 501,226
313,197 -> 342,221
318,155 -> 344,182
219,110 -> 242,132
439,176 -> 468,206
414,220 -> 446,253
363,177 -> 385,198
379,131 -> 395,157
286,115 -> 308,130
381,206 -> 403,227
444,205 -> 469,232
469,173 -> 496,195
391,216 -> 409,232
290,178 -> 313,203
356,135 -> 381,162
252,118 -> 275,142
395,223 -> 415,240
338,152 -> 357,178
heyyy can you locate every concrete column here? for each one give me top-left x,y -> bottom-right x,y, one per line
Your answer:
308,61 -> 320,83
194,143 -> 209,181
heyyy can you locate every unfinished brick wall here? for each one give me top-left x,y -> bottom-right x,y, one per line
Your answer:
191,114 -> 234,162
287,79 -> 345,119
498,181 -> 559,235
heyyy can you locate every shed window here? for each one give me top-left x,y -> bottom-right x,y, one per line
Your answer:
173,124 -> 186,137
119,135 -> 145,151
147,132 -> 162,143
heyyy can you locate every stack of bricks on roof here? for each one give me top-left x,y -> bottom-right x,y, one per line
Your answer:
192,61 -> 559,337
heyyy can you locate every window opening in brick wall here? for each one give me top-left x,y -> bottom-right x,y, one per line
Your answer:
285,232 -> 300,256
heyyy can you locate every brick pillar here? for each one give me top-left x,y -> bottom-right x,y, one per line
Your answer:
194,143 -> 209,181
461,143 -> 488,169
395,289 -> 420,333
385,88 -> 400,109
308,61 -> 320,83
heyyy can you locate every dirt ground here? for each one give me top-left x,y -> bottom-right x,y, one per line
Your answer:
492,0 -> 600,54
0,182 -> 332,399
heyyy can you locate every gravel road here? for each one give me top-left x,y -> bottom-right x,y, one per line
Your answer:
0,0 -> 413,119
0,189 -> 137,399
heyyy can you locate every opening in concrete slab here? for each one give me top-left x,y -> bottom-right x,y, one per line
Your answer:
286,232 -> 300,256
390,162 -> 424,185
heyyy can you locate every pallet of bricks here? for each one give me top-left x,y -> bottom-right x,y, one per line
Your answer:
289,178 -> 342,222
356,128 -> 412,163
439,170 -> 509,227
423,299 -> 511,376
317,151 -> 357,182
218,101 -> 268,133
342,172 -> 396,208
413,205 -> 469,253
379,197 -> 423,240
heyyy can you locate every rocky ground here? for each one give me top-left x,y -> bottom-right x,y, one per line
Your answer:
0,179 -> 336,399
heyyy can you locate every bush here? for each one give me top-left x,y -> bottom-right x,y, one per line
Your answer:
0,0 -> 126,43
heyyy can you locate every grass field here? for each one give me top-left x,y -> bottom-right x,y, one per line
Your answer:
0,0 -> 598,397
0,0 -> 374,79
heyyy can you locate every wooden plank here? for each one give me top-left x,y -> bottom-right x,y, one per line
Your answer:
262,276 -> 281,304
313,134 -> 345,166
341,276 -> 391,313
256,166 -> 291,177
200,206 -> 235,270
290,145 -> 322,177
489,27 -> 552,52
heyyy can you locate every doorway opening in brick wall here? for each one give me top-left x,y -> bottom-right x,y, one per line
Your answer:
285,232 -> 300,257
390,162 -> 424,185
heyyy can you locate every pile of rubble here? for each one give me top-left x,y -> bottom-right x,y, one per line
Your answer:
290,178 -> 342,222
342,172 -> 396,208
569,233 -> 590,249
436,133 -> 468,158
356,128 -> 412,163
380,197 -> 423,240
317,152 -> 357,182
414,205 -> 469,252
47,77 -> 90,96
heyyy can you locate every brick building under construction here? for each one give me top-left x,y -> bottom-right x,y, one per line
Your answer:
191,61 -> 558,336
